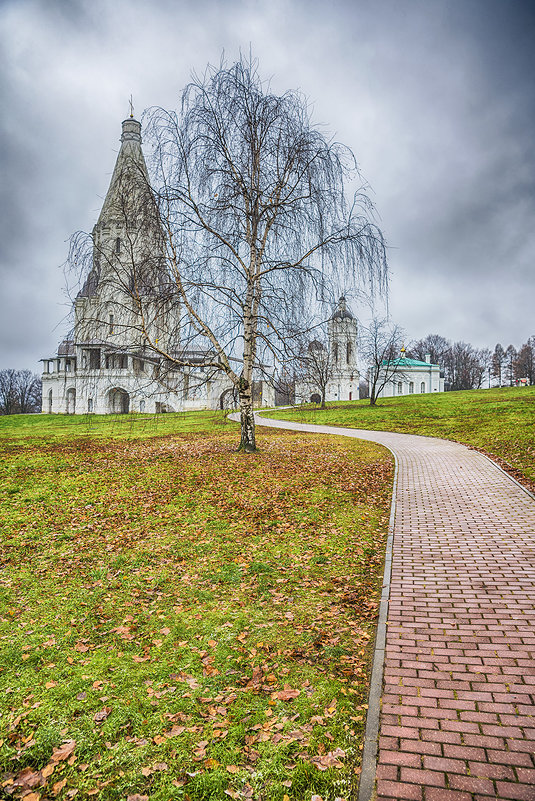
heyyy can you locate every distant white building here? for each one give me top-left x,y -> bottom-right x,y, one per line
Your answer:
370,349 -> 445,399
296,297 -> 360,404
41,115 -> 274,415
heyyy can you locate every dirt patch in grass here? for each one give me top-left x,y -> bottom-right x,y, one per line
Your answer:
0,425 -> 393,801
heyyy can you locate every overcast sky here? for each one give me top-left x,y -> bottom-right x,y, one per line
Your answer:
1,0 -> 534,371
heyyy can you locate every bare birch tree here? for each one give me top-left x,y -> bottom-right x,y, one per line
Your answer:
361,319 -> 405,406
142,56 -> 387,450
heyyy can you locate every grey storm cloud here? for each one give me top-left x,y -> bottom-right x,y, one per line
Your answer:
1,0 -> 534,371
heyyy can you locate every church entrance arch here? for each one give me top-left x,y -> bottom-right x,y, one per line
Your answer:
219,387 -> 239,409
66,388 -> 76,414
109,388 -> 130,414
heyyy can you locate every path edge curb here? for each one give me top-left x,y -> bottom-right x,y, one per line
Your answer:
251,410 -> 398,801
477,452 -> 535,502
356,450 -> 397,801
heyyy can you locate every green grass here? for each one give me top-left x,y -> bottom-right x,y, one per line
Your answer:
0,412 -> 393,801
0,409 -> 228,442
263,386 -> 535,491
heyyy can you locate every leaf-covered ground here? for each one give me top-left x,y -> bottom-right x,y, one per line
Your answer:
0,419 -> 393,801
264,386 -> 535,492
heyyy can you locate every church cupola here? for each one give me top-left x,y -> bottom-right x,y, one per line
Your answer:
120,117 -> 142,144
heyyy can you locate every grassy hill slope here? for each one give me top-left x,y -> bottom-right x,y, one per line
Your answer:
263,386 -> 535,492
0,412 -> 393,801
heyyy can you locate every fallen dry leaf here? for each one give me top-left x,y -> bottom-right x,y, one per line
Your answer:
273,687 -> 300,701
93,708 -> 111,723
163,725 -> 185,738
52,778 -> 67,795
51,740 -> 76,764
311,748 -> 346,771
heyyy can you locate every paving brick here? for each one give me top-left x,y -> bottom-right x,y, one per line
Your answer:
494,783 -> 535,801
447,775 -> 495,795
379,749 -> 420,768
480,723 -> 524,738
442,743 -> 485,761
506,737 -> 535,752
421,729 -> 461,744
376,764 -> 398,781
468,761 -> 516,780
425,789 -> 472,801
400,738 -> 442,756
486,749 -> 534,767
400,767 -> 445,786
516,767 -> 535,783
423,756 -> 467,774
376,779 -> 422,799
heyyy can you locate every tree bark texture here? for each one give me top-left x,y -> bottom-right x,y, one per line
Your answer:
238,389 -> 257,452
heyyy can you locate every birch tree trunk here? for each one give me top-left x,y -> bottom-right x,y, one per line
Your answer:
238,381 -> 256,452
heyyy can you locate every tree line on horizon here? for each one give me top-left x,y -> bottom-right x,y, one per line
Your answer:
0,369 -> 42,415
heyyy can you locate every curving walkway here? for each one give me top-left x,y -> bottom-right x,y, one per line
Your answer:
254,413 -> 535,801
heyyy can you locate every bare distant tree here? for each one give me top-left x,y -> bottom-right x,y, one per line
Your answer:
408,334 -> 450,366
0,369 -> 42,415
443,342 -> 488,390
139,56 -> 387,450
514,336 -> 535,384
297,338 -> 335,408
491,343 -> 506,386
361,319 -> 405,406
504,344 -> 517,387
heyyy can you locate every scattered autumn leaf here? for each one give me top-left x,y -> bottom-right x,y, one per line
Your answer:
52,778 -> 67,795
93,708 -> 111,723
51,740 -> 76,763
273,686 -> 300,701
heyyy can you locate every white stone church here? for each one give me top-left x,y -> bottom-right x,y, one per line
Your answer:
41,115 -> 274,415
295,297 -> 360,404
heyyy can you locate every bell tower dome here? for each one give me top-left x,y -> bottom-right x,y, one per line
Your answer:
328,296 -> 358,373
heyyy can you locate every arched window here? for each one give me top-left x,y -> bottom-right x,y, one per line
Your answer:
109,314 -> 114,334
66,388 -> 76,414
398,381 -> 403,395
409,382 -> 414,394
333,344 -> 338,364
420,382 -> 426,393
115,237 -> 121,255
88,398 -> 93,413
48,389 -> 53,414
346,342 -> 352,364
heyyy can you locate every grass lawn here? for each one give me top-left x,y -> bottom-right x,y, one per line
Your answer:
0,412 -> 393,801
263,386 -> 535,492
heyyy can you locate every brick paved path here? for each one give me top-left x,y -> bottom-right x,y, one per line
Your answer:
255,414 -> 535,801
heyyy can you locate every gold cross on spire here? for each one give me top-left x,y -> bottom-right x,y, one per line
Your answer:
129,95 -> 134,118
